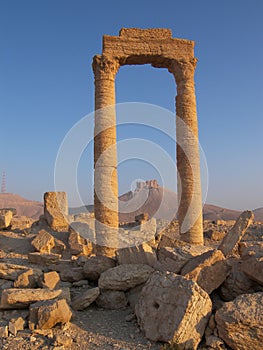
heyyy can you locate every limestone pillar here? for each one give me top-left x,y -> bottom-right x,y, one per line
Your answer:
170,58 -> 203,244
92,55 -> 119,257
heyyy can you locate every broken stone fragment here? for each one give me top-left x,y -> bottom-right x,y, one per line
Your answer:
59,267 -> 85,283
44,192 -> 69,231
71,287 -> 100,310
28,252 -> 61,265
0,209 -> 13,229
241,256 -> 263,285
29,298 -> 72,330
8,316 -> 26,336
218,210 -> 254,257
96,290 -> 127,309
31,229 -> 55,253
116,243 -> 157,267
83,255 -> 116,281
135,271 -> 212,349
98,264 -> 154,291
0,263 -> 29,281
215,292 -> 263,350
38,271 -> 60,290
14,268 -> 42,288
181,249 -> 230,294
68,224 -> 93,256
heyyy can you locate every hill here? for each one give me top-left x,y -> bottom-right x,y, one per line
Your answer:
0,193 -> 43,219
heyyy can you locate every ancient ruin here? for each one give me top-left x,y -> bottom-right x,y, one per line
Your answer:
93,28 -> 203,256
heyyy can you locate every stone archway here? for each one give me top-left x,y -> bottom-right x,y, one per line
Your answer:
92,28 -> 203,257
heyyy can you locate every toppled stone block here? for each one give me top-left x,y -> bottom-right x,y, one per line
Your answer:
98,264 -> 154,291
31,230 -> 55,253
215,292 -> 263,350
68,224 -> 93,256
218,211 -> 254,257
116,243 -> 157,267
29,298 -> 72,330
44,192 -> 69,231
14,268 -> 42,288
0,288 -> 64,309
60,267 -> 85,282
83,255 -> 116,281
38,271 -> 60,290
0,263 -> 29,281
219,258 -> 262,301
8,317 -> 26,335
71,287 -> 100,310
96,290 -> 127,309
241,256 -> 263,285
11,215 -> 34,230
0,209 -> 13,229
135,271 -> 212,349
156,245 -> 213,274
181,250 -> 230,294
28,252 -> 61,265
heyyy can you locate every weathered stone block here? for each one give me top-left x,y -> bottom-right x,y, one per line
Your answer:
44,192 -> 69,231
116,243 -> 157,266
96,290 -> 127,309
71,287 -> 100,310
31,229 -> 55,253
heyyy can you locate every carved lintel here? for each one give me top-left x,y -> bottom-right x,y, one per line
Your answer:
168,58 -> 198,83
92,55 -> 120,81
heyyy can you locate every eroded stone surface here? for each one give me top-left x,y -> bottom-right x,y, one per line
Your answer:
71,287 -> 100,310
31,229 -> 55,254
135,271 -> 212,349
116,243 -> 157,267
83,255 -> 116,281
44,192 -> 69,231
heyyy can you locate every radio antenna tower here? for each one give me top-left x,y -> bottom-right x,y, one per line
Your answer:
1,170 -> 6,193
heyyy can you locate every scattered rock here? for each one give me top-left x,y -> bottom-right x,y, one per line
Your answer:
38,271 -> 60,290
181,250 -> 230,294
0,209 -> 13,229
205,229 -> 226,241
52,238 -> 66,254
60,267 -> 85,283
96,290 -> 127,309
11,215 -> 34,230
0,325 -> 8,338
29,298 -> 72,330
98,264 -> 154,291
28,252 -> 61,265
31,229 -> 55,253
135,271 -> 212,349
215,292 -> 263,350
241,256 -> 263,285
44,192 -> 69,231
68,224 -> 93,256
0,263 -> 29,281
71,287 -> 100,310
0,288 -> 64,309
238,241 -> 263,259
53,333 -> 73,347
8,317 -> 26,335
116,243 -> 157,267
83,255 -> 116,281
218,210 -> 254,257
14,268 -> 42,288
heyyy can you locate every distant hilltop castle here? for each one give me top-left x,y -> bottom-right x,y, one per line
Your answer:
135,180 -> 160,192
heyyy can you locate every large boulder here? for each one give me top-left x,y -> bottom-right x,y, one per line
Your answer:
29,298 -> 72,330
83,255 -> 116,281
181,250 -> 230,294
71,287 -> 100,310
215,292 -> 263,350
135,271 -> 212,349
44,192 -> 69,231
31,230 -> 55,253
0,288 -> 64,309
98,264 -> 154,291
241,256 -> 263,285
116,243 -> 157,267
0,209 -> 13,229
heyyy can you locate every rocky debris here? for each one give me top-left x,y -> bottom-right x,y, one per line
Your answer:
71,287 -> 100,310
8,316 -> 26,335
135,271 -> 212,349
10,215 -> 34,230
0,263 -> 30,281
0,209 -> 13,229
96,290 -> 127,309
205,335 -> 226,349
52,238 -> 66,254
68,224 -> 93,256
38,271 -> 60,289
219,258 -> 262,301
0,288 -> 64,309
60,267 -> 85,282
218,210 -> 254,257
215,292 -> 263,350
205,229 -> 226,241
116,243 -> 157,267
156,245 -> 213,274
135,213 -> 149,223
181,250 -> 230,294
53,333 -> 73,347
28,252 -> 61,265
44,192 -> 69,231
99,264 -> 154,291
238,241 -> 263,258
13,268 -> 42,288
29,298 -> 72,330
0,325 -> 8,338
241,256 -> 263,285
157,220 -> 180,249
31,229 -> 55,253
83,255 -> 116,281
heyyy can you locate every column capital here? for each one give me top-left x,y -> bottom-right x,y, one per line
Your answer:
168,58 -> 198,84
92,55 -> 120,81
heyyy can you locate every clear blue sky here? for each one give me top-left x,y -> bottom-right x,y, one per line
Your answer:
1,0 -> 263,210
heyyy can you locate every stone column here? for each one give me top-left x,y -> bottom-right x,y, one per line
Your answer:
92,55 -> 120,257
169,58 -> 203,244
